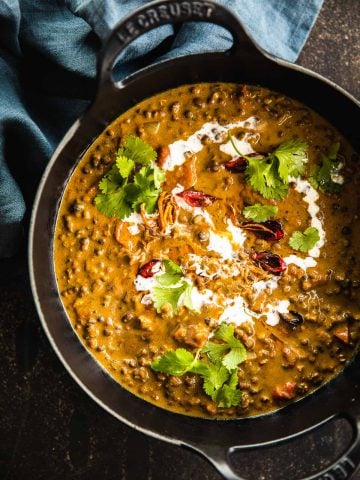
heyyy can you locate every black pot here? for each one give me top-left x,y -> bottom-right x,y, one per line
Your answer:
29,1 -> 360,479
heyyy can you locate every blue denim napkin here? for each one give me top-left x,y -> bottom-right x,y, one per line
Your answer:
0,0 -> 324,257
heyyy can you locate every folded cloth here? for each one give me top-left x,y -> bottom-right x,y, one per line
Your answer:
0,0 -> 324,257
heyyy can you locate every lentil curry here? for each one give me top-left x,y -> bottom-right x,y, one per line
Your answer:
54,83 -> 360,418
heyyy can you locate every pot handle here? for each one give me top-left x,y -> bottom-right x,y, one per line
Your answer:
97,0 -> 258,90
191,414 -> 360,480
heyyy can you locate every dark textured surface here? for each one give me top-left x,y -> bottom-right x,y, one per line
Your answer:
298,0 -> 360,100
1,0 -> 359,479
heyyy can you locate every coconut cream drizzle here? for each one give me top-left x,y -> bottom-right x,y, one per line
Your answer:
161,117 -> 258,171
291,177 -> 325,258
226,219 -> 246,247
218,296 -> 255,326
263,300 -> 290,326
284,254 -> 317,270
219,134 -> 255,157
207,231 -> 237,260
122,212 -> 143,235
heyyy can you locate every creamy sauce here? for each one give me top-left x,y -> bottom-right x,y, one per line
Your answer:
162,118 -> 257,171
219,133 -> 255,157
264,300 -> 291,326
219,296 -> 255,326
252,277 -> 281,296
207,231 -> 237,260
292,177 -> 325,258
284,255 -> 317,270
226,219 -> 247,247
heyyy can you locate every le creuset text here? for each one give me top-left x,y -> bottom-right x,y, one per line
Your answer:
115,1 -> 215,46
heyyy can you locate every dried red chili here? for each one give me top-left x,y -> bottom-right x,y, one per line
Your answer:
224,156 -> 248,172
224,152 -> 259,172
241,220 -> 284,241
177,190 -> 218,208
138,259 -> 161,278
250,251 -> 287,275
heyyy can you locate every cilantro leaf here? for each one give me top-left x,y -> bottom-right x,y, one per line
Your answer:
152,282 -> 188,313
163,259 -> 183,275
152,260 -> 197,313
243,203 -> 278,222
153,165 -> 166,189
272,138 -> 307,182
246,157 -> 288,199
152,281 -> 197,313
95,136 -> 164,219
215,370 -> 242,408
289,226 -> 320,252
116,154 -> 135,178
157,259 -> 183,286
151,348 -> 196,376
131,166 -> 164,213
151,348 -> 209,377
243,138 -> 308,200
180,282 -> 198,313
151,324 -> 243,408
131,187 -> 160,214
202,362 -> 230,400
98,165 -> 122,194
95,187 -> 132,219
202,323 -> 247,371
119,134 -> 157,166
310,143 -> 342,194
201,342 -> 229,364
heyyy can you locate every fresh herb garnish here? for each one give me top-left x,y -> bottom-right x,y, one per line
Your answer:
201,323 -> 247,370
151,323 -> 246,408
274,138 -> 308,182
243,203 -> 278,222
309,143 -> 342,193
229,133 -> 308,199
153,282 -> 194,313
156,259 -> 183,286
95,135 -> 165,219
151,348 -> 202,376
151,260 -> 196,313
289,226 -> 320,252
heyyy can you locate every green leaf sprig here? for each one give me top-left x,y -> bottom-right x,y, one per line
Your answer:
229,133 -> 308,200
242,203 -> 278,222
152,323 -> 247,408
152,260 -> 196,314
95,135 -> 165,219
309,142 -> 343,194
289,226 -> 320,252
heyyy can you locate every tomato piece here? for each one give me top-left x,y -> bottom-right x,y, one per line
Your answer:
273,382 -> 297,400
334,326 -> 349,344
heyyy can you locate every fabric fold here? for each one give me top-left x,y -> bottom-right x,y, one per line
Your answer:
0,0 -> 325,257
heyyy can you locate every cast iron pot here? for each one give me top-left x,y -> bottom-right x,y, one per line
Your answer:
29,1 -> 360,479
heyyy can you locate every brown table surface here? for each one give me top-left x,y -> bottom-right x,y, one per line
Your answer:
1,0 -> 359,479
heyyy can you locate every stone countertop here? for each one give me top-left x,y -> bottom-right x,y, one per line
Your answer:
1,0 -> 359,479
